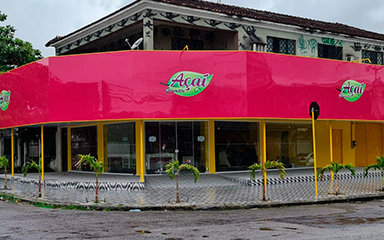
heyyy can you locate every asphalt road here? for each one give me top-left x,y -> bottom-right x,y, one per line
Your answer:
1,200 -> 384,239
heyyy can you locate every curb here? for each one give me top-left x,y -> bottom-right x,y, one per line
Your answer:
2,190 -> 384,212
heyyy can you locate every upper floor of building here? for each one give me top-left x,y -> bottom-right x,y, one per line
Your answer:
45,0 -> 384,64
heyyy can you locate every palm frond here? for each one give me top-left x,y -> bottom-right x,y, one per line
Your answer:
0,156 -> 9,170
265,160 -> 286,179
248,163 -> 262,180
364,163 -> 379,177
76,154 -> 103,176
319,161 -> 356,177
180,164 -> 200,183
165,160 -> 177,180
22,160 -> 41,177
342,163 -> 356,176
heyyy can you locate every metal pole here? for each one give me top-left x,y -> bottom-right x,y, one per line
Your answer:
41,125 -> 44,181
329,121 -> 334,180
11,128 -> 14,177
312,109 -> 318,197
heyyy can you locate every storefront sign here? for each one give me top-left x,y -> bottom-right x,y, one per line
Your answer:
163,71 -> 213,97
149,136 -> 157,142
0,90 -> 10,111
338,80 -> 365,102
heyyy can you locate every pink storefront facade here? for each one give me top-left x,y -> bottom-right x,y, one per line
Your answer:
1,51 -> 383,180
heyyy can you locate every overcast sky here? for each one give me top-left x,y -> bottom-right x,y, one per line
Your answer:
2,0 -> 384,57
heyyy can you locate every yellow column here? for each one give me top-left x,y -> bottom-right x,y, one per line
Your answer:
67,127 -> 71,171
97,122 -> 104,171
312,111 -> 318,197
135,120 -> 145,182
329,121 -> 334,180
208,120 -> 216,174
260,121 -> 267,189
11,128 -> 14,177
41,125 -> 44,181
204,121 -> 209,172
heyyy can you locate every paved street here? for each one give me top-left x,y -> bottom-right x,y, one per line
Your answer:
1,199 -> 384,239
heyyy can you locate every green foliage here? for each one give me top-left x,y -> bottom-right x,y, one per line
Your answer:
364,150 -> 384,191
75,154 -> 103,177
165,159 -> 200,183
0,156 -> 9,171
248,160 -> 286,181
0,11 -> 43,73
166,159 -> 200,203
364,150 -> 384,177
22,159 -> 42,177
318,161 -> 356,179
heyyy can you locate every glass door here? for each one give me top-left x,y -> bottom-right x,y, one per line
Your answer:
145,121 -> 207,174
71,126 -> 97,171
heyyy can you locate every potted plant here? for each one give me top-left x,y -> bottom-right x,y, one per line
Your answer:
165,159 -> 200,203
0,156 -> 9,190
248,160 -> 286,201
23,159 -> 42,197
318,161 -> 356,195
75,154 -> 103,203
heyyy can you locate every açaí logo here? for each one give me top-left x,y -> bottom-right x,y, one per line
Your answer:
163,71 -> 213,97
0,90 -> 11,111
338,80 -> 365,102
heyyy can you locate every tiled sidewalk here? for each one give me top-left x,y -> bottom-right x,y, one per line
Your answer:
1,168 -> 384,209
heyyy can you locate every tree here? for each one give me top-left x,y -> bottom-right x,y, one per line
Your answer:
23,159 -> 42,197
248,160 -> 286,201
75,154 -> 103,203
0,156 -> 9,189
165,159 -> 200,203
0,11 -> 43,73
364,150 -> 384,191
318,161 -> 356,195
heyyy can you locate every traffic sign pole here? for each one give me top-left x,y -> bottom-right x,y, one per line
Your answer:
312,109 -> 318,197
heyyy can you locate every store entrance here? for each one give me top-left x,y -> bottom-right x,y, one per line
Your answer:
145,121 -> 208,174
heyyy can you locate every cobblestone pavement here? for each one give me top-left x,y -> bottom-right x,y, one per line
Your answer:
1,168 -> 384,208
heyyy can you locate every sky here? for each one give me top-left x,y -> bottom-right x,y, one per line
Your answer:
2,0 -> 384,57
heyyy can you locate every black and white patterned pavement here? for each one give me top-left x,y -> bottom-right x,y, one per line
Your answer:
1,168 -> 383,208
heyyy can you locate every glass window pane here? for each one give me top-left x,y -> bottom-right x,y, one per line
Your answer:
105,122 -> 136,173
215,121 -> 259,172
71,126 -> 97,171
266,123 -> 313,168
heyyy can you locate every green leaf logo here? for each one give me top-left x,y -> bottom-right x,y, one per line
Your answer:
0,90 -> 10,111
164,71 -> 213,97
339,80 -> 365,102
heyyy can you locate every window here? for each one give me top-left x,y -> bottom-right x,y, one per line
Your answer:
267,37 -> 295,55
266,123 -> 313,168
318,44 -> 342,60
104,122 -> 136,173
362,50 -> 383,65
215,121 -> 259,172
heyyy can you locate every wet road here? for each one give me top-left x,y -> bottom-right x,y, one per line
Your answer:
1,200 -> 384,239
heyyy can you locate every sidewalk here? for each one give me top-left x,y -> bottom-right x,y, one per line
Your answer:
1,168 -> 384,210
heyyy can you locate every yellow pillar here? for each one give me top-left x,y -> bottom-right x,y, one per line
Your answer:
67,127 -> 71,171
312,111 -> 318,197
208,120 -> 216,174
329,121 -> 334,180
260,121 -> 267,189
41,125 -> 44,181
11,128 -> 14,177
135,120 -> 145,182
97,122 -> 104,171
